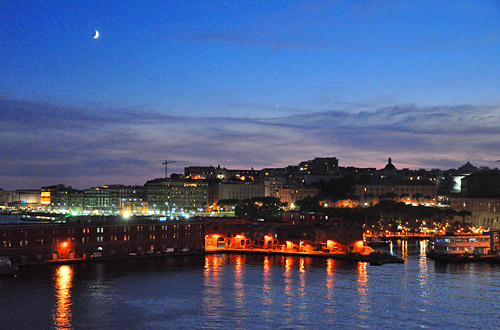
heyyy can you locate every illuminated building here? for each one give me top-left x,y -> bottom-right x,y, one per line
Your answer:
449,197 -> 500,230
277,187 -> 319,209
205,220 -> 368,254
283,212 -> 343,226
449,171 -> 500,230
83,185 -> 145,215
145,178 -> 208,213
210,182 -> 265,204
41,185 -> 83,213
263,176 -> 287,197
354,183 -> 437,206
185,165 -> 260,181
0,217 -> 205,265
2,190 -> 41,209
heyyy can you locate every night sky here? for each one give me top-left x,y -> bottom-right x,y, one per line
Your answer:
1,1 -> 500,189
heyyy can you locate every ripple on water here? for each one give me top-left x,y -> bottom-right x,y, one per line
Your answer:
2,249 -> 500,329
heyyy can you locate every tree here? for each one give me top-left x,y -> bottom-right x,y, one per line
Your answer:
217,199 -> 239,207
381,192 -> 398,201
458,210 -> 472,224
346,194 -> 360,201
234,197 -> 285,219
296,196 -> 321,212
443,209 -> 458,221
318,176 -> 355,200
412,193 -> 423,202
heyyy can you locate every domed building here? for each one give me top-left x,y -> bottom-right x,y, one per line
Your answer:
383,157 -> 397,171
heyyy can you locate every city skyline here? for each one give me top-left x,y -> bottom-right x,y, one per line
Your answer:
1,1 -> 500,189
0,153 -> 492,191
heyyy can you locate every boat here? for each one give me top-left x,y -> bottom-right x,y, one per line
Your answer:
367,236 -> 390,248
0,256 -> 17,275
426,233 -> 497,262
426,251 -> 488,262
366,251 -> 404,266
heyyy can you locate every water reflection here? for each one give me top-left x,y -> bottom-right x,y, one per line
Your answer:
262,256 -> 272,306
299,257 -> 305,273
233,254 -> 244,310
419,240 -> 428,256
284,255 -> 292,273
326,258 -> 335,277
283,256 -> 294,311
8,251 -> 500,330
298,258 -> 307,316
356,262 -> 369,323
401,240 -> 408,258
325,258 -> 336,315
203,254 -> 225,319
418,240 -> 430,304
52,265 -> 73,330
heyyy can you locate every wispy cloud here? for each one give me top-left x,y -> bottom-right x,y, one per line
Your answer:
1,97 -> 499,189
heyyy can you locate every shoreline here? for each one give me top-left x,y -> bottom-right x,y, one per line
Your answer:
10,249 -> 403,272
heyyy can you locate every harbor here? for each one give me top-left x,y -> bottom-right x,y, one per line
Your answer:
2,243 -> 500,330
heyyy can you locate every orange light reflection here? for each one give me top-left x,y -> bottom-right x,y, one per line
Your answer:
401,240 -> 408,258
52,265 -> 73,330
262,256 -> 272,306
203,255 -> 224,320
356,262 -> 369,321
299,257 -> 305,273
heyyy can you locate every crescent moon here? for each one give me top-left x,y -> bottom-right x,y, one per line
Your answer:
93,30 -> 100,39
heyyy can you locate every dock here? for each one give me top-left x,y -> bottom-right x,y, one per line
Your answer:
207,249 -> 404,266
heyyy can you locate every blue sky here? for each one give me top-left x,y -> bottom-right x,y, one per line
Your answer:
1,1 -> 500,189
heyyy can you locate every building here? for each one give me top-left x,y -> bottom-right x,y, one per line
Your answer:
210,182 -> 265,204
204,220 -> 368,254
449,197 -> 500,230
112,185 -> 146,215
185,165 -> 260,181
67,191 -> 85,214
354,183 -> 437,206
0,189 -> 10,209
40,185 -> 84,213
3,190 -> 41,209
460,171 -> 500,198
0,217 -> 205,265
277,187 -> 319,209
83,185 -> 146,215
184,166 -> 225,180
145,178 -> 209,213
448,170 -> 500,229
298,157 -> 339,174
283,212 -> 343,226
263,176 -> 287,198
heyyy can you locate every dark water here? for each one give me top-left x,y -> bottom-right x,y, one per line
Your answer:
2,241 -> 500,329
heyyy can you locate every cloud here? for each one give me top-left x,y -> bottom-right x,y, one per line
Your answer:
0,98 -> 182,130
1,97 -> 499,189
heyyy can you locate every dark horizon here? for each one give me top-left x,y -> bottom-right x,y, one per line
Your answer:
0,156 -> 494,191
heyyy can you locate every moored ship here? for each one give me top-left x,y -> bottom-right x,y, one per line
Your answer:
427,232 -> 500,262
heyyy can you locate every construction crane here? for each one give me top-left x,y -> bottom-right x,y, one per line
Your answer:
162,159 -> 177,178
